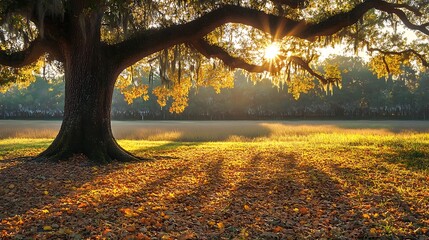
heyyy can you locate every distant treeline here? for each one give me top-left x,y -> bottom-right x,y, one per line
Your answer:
1,56 -> 429,120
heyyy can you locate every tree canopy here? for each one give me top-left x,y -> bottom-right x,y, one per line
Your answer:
1,0 -> 428,112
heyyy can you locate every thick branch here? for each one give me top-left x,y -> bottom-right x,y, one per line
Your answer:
190,39 -> 332,85
0,38 -> 61,67
112,0 -> 427,70
375,5 -> 429,35
189,39 -> 269,73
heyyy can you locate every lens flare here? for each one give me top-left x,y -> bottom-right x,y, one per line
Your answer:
264,42 -> 280,60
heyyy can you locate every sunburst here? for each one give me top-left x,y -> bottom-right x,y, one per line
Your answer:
264,42 -> 281,60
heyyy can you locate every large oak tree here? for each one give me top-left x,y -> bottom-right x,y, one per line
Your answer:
0,0 -> 428,163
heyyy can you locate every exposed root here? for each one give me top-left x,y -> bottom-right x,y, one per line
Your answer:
34,137 -> 150,164
108,139 -> 152,162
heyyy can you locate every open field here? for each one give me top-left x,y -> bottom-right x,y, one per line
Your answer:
1,120 -> 429,141
0,120 -> 428,239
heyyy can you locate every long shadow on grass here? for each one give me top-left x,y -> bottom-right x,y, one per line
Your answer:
142,142 -> 202,152
0,156 -> 128,231
330,163 -> 428,238
12,159 -> 194,239
3,143 -> 427,239
148,151 -> 364,238
380,140 -> 429,172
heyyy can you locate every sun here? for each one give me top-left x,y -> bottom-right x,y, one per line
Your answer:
264,42 -> 280,60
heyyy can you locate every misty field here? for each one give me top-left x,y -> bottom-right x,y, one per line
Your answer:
0,120 -> 428,239
1,119 -> 429,141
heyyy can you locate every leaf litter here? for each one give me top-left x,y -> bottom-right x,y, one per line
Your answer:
0,139 -> 428,239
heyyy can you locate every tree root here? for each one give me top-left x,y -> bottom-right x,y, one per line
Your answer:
34,137 -> 150,164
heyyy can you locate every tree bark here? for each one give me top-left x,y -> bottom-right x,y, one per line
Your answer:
36,27 -> 140,163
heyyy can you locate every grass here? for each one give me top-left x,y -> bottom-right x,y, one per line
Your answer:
0,120 -> 428,239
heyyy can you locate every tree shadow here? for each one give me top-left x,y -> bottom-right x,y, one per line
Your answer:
10,158 -> 194,239
380,141 -> 429,172
0,156 -> 126,222
1,147 -> 428,239
330,164 -> 428,238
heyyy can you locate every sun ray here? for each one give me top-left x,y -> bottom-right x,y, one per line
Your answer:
264,42 -> 280,60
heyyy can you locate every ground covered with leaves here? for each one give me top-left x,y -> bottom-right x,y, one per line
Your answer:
0,128 -> 429,239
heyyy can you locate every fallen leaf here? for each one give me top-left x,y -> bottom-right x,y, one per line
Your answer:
273,226 -> 283,233
217,222 -> 225,230
208,220 -> 216,226
126,225 -> 136,232
78,202 -> 87,208
299,207 -> 309,215
43,225 -> 53,231
136,233 -> 151,240
120,208 -> 137,217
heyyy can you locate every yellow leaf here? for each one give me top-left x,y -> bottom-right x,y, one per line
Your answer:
43,225 -> 53,231
44,190 -> 49,195
369,228 -> 377,235
362,213 -> 371,219
208,220 -> 216,226
243,204 -> 251,211
121,208 -> 137,217
373,213 -> 379,218
161,235 -> 172,240
217,222 -> 225,230
240,228 -> 249,237
59,227 -> 73,234
42,209 -> 49,214
293,208 -> 299,212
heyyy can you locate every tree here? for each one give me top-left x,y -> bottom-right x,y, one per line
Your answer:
0,0 -> 428,163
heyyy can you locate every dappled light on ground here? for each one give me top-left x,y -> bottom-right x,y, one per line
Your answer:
0,132 -> 428,239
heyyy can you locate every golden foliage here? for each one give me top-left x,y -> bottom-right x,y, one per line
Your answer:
0,58 -> 44,93
115,66 -> 150,104
369,54 -> 406,79
118,45 -> 236,113
287,74 -> 315,99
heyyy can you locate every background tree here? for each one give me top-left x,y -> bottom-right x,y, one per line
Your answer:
0,0 -> 428,163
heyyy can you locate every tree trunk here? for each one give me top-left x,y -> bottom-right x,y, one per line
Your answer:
36,39 -> 140,163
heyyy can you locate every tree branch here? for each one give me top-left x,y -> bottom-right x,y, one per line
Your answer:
270,0 -> 308,9
189,39 -> 269,73
368,47 -> 429,67
190,39 -> 334,85
0,38 -> 62,68
288,56 -> 334,84
112,0 -> 427,70
375,4 -> 429,36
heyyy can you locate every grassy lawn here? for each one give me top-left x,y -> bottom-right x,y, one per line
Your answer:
0,121 -> 428,239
